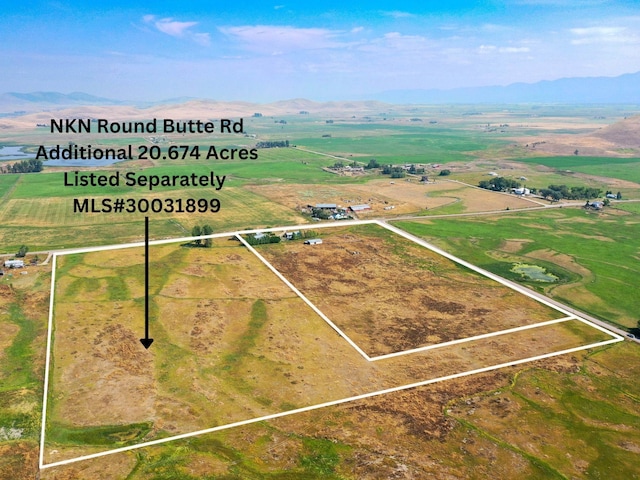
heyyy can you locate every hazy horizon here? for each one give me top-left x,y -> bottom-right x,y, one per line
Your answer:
2,1 -> 640,102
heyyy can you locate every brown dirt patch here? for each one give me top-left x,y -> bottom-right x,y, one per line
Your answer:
500,239 -> 534,253
52,299 -> 157,427
0,442 -> 38,480
525,249 -> 592,278
40,450 -> 137,480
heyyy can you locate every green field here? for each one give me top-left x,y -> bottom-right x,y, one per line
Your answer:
395,206 -> 640,329
513,156 -> 640,184
295,127 -> 505,164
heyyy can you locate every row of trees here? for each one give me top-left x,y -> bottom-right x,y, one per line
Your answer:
191,225 -> 213,247
478,178 -> 607,202
256,140 -> 290,148
1,159 -> 43,174
539,185 -> 602,201
478,177 -> 521,191
245,233 -> 281,245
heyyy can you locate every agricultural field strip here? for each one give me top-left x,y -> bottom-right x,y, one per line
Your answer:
39,219 -> 624,470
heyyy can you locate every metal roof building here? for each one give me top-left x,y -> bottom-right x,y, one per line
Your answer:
349,204 -> 371,212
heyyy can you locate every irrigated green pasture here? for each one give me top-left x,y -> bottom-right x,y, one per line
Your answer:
395,206 -> 640,329
295,127 -> 505,164
513,156 -> 640,184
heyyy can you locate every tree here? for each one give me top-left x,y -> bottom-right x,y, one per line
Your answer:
478,176 -> 520,192
365,158 -> 380,169
16,245 -> 29,257
617,191 -> 622,200
202,225 -> 213,247
192,225 -> 202,246
439,169 -> 451,176
390,167 -> 406,178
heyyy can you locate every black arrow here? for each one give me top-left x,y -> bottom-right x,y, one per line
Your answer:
140,216 -> 154,349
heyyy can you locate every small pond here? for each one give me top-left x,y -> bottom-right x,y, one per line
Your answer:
511,263 -> 558,282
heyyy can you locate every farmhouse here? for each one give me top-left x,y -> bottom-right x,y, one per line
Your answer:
282,231 -> 301,240
304,239 -> 323,245
4,259 -> 24,268
513,187 -> 531,195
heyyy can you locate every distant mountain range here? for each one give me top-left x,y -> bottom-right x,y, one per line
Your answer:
374,71 -> 640,104
1,71 -> 639,113
0,92 -> 197,114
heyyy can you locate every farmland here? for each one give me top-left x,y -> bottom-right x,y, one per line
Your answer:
395,206 -> 640,329
1,102 -> 639,479
258,223 -> 561,356
42,225 -> 612,468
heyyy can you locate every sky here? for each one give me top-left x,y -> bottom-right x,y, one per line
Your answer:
1,0 -> 639,102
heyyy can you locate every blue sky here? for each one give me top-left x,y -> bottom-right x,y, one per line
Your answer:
1,1 -> 639,101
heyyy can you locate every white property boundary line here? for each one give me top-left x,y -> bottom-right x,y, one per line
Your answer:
236,234 -> 372,361
239,219 -> 598,362
40,220 -> 624,470
39,337 -> 622,469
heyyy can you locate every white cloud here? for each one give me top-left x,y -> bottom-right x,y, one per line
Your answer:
478,44 -> 497,54
570,26 -> 639,45
143,15 -> 211,46
478,44 -> 530,54
499,46 -> 531,53
219,25 -> 347,54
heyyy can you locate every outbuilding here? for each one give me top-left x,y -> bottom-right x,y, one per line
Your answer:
349,204 -> 371,212
304,239 -> 323,245
4,260 -> 24,268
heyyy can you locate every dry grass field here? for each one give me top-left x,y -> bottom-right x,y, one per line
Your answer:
43,226 -> 612,466
258,223 -> 561,356
247,179 -> 541,219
